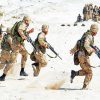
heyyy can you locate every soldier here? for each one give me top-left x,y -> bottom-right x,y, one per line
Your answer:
30,24 -> 48,76
77,14 -> 82,22
70,24 -> 98,89
83,4 -> 89,21
11,15 -> 34,76
0,28 -> 14,81
88,4 -> 93,19
93,5 -> 99,22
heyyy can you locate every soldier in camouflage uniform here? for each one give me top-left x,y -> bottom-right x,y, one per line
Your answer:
0,24 -> 3,49
11,16 -> 34,76
0,28 -> 14,81
30,24 -> 48,76
83,4 -> 89,21
70,24 -> 98,89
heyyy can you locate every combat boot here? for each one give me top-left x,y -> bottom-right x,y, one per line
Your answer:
32,63 -> 40,77
0,73 -> 6,81
20,68 -> 28,76
70,70 -> 79,83
82,84 -> 88,90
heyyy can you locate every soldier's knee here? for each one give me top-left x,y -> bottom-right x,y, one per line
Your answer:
41,61 -> 48,67
44,61 -> 47,66
22,55 -> 28,61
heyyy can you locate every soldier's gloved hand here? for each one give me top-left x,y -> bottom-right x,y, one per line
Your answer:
19,45 -> 25,50
28,28 -> 34,34
44,43 -> 48,48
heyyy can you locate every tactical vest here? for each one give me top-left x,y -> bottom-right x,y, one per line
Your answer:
76,30 -> 94,55
34,32 -> 46,54
11,21 -> 27,44
1,34 -> 12,51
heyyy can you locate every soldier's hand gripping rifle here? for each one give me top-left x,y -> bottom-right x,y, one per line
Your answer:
91,45 -> 100,59
47,42 -> 62,60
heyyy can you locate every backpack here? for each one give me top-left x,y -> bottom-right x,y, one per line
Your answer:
1,34 -> 12,51
74,31 -> 93,65
76,31 -> 92,53
11,21 -> 22,37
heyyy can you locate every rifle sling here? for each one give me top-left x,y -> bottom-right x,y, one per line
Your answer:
47,53 -> 57,58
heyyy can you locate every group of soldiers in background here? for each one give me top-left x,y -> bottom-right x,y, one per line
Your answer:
76,4 -> 100,22
83,4 -> 100,22
0,16 -> 49,81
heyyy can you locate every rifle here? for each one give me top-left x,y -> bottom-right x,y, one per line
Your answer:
26,35 -> 62,60
26,35 -> 36,50
91,45 -> 100,59
47,42 -> 62,60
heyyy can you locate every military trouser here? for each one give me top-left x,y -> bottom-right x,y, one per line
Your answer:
83,13 -> 89,21
34,51 -> 47,75
88,12 -> 93,19
12,38 -> 28,68
0,50 -> 14,75
78,51 -> 92,87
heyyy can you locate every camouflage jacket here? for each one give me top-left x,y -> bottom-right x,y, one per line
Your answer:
11,21 -> 28,44
71,30 -> 94,56
34,32 -> 47,54
1,34 -> 12,51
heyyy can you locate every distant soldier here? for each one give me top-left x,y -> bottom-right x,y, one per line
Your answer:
88,4 -> 93,19
30,25 -> 48,76
11,15 -> 34,76
93,5 -> 99,21
0,28 -> 14,81
98,7 -> 100,21
70,24 -> 98,89
83,4 -> 89,21
77,14 -> 82,22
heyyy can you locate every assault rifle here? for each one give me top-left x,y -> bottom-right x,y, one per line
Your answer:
91,45 -> 100,59
26,35 -> 62,60
47,42 -> 62,60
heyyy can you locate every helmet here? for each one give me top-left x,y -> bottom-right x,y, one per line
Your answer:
23,15 -> 31,22
6,27 -> 11,33
90,24 -> 98,31
42,24 -> 49,30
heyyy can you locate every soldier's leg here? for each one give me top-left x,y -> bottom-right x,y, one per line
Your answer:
3,63 -> 14,75
7,51 -> 19,75
32,61 -> 39,76
70,51 -> 86,83
19,49 -> 28,76
78,54 -> 92,89
33,52 -> 47,76
0,52 -> 9,81
0,51 -> 7,70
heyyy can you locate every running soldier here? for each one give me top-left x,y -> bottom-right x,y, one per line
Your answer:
70,24 -> 98,89
0,28 -> 13,81
30,24 -> 48,76
11,15 -> 34,76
